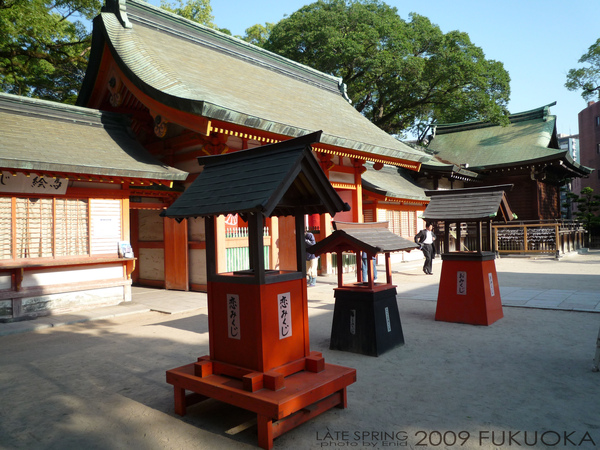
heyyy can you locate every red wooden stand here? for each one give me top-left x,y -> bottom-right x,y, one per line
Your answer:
162,136 -> 358,448
167,353 -> 355,449
166,275 -> 356,449
435,252 -> 503,325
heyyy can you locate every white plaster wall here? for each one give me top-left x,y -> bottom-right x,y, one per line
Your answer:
188,217 -> 205,241
0,273 -> 11,290
138,210 -> 163,241
0,299 -> 10,318
21,286 -> 125,316
328,171 -> 354,184
226,135 -> 243,149
21,264 -> 123,288
139,248 -> 164,280
189,249 -> 207,285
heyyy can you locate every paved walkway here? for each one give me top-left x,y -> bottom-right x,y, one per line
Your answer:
1,250 -> 599,449
2,249 -> 598,337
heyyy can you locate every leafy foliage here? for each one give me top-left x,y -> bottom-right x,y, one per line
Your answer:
261,0 -> 511,141
565,38 -> 600,101
0,0 -> 102,104
242,22 -> 275,47
565,187 -> 600,234
159,0 -> 214,26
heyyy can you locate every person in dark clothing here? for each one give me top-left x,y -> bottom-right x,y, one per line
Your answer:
361,251 -> 377,282
414,222 -> 436,275
305,232 -> 318,287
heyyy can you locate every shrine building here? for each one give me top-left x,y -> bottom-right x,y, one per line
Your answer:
0,92 -> 187,320
1,0 -> 593,320
75,0 -> 432,292
421,103 -> 593,221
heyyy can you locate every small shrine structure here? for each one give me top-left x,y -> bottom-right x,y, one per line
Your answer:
160,132 -> 356,449
421,185 -> 515,325
308,221 -> 418,356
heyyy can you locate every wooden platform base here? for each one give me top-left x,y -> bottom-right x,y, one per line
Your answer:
166,355 -> 357,449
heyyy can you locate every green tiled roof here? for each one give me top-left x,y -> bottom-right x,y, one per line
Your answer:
79,0 -> 431,166
308,226 -> 418,256
361,163 -> 428,201
422,185 -> 514,222
427,103 -> 590,174
0,92 -> 188,182
161,131 -> 349,218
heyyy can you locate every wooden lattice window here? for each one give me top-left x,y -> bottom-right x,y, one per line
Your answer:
55,198 -> 90,256
408,211 -> 416,237
16,198 -> 54,258
400,211 -> 409,237
386,210 -> 401,235
0,197 -> 12,260
1,196 -> 90,260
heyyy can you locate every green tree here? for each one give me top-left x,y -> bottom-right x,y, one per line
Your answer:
262,0 -> 510,141
565,187 -> 600,234
0,0 -> 101,103
159,0 -> 214,26
242,22 -> 275,47
565,38 -> 600,101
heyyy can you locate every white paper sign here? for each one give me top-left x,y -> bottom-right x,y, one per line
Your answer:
457,271 -> 467,295
227,294 -> 241,339
0,172 -> 68,195
278,292 -> 292,339
488,273 -> 495,297
385,306 -> 392,332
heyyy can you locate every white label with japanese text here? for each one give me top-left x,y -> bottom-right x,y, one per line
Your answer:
227,294 -> 241,339
457,271 -> 467,295
488,273 -> 495,296
385,307 -> 392,332
278,292 -> 292,339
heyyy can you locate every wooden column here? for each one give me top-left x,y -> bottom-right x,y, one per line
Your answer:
248,212 -> 265,284
444,221 -> 451,254
214,215 -> 227,274
278,216 -> 297,271
385,252 -> 392,284
205,216 -> 217,280
268,216 -> 279,270
319,213 -> 333,274
352,159 -> 365,223
295,213 -> 307,275
164,217 -> 189,290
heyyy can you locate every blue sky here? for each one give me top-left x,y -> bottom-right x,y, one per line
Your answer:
147,0 -> 599,136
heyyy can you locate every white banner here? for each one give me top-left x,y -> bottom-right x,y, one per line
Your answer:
488,273 -> 495,297
457,271 -> 467,295
0,172 -> 68,195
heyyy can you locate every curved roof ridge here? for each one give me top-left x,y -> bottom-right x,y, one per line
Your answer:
83,0 -> 431,166
435,102 -> 558,135
115,0 -> 346,97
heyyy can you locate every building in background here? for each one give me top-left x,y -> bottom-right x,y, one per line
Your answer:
558,133 -> 581,218
577,101 -> 600,195
424,104 -> 592,221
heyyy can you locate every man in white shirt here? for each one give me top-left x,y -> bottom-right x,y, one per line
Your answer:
414,223 -> 437,275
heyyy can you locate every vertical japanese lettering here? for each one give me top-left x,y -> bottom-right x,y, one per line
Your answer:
278,292 -> 292,339
227,294 -> 240,339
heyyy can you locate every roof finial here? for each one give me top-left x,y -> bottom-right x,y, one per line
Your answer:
104,0 -> 132,28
